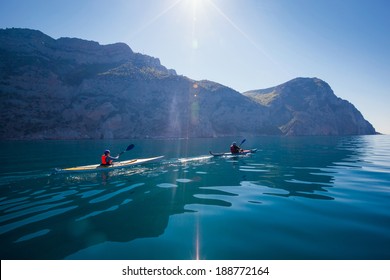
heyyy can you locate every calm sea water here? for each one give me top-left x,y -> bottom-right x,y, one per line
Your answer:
0,135 -> 389,260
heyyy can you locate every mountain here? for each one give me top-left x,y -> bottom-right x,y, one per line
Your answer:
243,78 -> 376,135
0,28 -> 376,139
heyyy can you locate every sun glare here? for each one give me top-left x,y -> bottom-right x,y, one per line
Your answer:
180,0 -> 266,53
180,0 -> 212,50
186,0 -> 208,11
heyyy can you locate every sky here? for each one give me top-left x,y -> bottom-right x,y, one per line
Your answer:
1,0 -> 389,134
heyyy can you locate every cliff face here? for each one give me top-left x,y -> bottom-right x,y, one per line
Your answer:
0,28 -> 376,139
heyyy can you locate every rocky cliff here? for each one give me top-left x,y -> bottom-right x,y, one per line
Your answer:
243,78 -> 376,135
0,28 -> 376,139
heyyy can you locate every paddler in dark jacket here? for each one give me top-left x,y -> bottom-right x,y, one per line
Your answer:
101,150 -> 119,165
230,142 -> 243,154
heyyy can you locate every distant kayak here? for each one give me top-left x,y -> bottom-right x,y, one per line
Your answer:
57,156 -> 164,173
209,148 -> 258,157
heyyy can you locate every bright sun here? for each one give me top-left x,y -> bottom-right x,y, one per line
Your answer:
181,0 -> 210,20
178,0 -> 213,49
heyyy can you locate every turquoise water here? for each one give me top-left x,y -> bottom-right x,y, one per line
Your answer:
0,135 -> 389,259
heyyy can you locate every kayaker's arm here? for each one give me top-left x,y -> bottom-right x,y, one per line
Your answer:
107,155 -> 119,161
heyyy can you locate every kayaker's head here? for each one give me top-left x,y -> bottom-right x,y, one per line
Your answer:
232,142 -> 237,146
104,150 -> 110,155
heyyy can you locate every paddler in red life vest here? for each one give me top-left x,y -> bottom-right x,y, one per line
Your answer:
101,150 -> 119,166
230,142 -> 243,154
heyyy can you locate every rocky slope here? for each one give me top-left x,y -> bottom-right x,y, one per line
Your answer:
243,78 -> 376,135
0,28 -> 376,139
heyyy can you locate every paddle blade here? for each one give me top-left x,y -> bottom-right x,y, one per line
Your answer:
126,144 -> 135,151
240,139 -> 246,146
118,144 -> 135,156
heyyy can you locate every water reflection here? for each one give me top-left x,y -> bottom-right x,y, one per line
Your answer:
0,136 -> 383,259
234,136 -> 369,200
0,159 -> 239,259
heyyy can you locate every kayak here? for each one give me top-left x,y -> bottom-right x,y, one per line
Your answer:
209,148 -> 257,157
57,156 -> 164,173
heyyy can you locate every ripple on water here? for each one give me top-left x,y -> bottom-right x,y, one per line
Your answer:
76,205 -> 119,222
0,201 -> 72,224
157,183 -> 178,188
89,183 -> 144,204
176,179 -> 193,183
14,229 -> 51,243
78,189 -> 105,199
0,206 -> 78,235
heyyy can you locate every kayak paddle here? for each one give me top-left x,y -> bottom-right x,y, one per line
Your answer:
118,144 -> 135,156
239,139 -> 246,152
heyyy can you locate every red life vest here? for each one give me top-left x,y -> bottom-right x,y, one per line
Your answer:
101,155 -> 112,165
230,145 -> 240,154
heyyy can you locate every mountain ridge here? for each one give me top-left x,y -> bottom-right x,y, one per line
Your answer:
0,28 -> 376,139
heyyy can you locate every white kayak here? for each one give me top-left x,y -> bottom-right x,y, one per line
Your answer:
209,148 -> 258,157
57,156 -> 164,173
